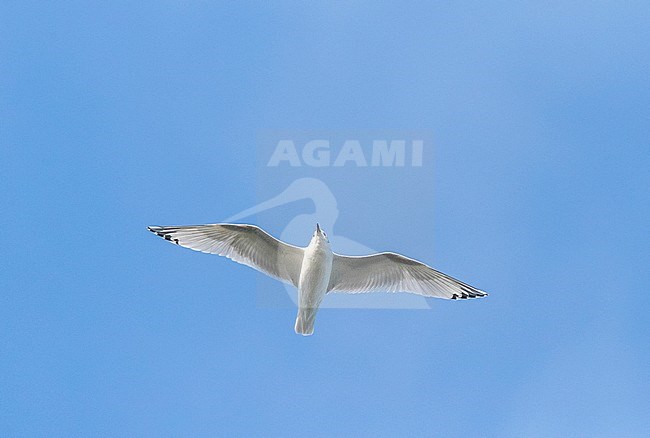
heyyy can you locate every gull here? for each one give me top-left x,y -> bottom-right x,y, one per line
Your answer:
148,223 -> 488,336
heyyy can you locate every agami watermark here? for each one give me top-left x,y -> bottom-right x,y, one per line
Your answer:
267,139 -> 424,167
227,131 -> 435,309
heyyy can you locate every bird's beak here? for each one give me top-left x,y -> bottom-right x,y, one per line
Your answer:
316,223 -> 321,234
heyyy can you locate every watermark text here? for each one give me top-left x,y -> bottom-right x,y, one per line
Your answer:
267,139 -> 424,167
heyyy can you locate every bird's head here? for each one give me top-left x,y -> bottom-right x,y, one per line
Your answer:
313,223 -> 329,243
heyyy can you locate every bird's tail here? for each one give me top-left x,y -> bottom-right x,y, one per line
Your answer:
294,308 -> 317,336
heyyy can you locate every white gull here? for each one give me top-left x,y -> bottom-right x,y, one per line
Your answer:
148,223 -> 488,335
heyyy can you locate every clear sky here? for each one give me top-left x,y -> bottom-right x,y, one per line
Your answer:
2,2 -> 649,436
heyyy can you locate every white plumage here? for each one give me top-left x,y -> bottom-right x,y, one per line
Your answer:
148,223 -> 487,335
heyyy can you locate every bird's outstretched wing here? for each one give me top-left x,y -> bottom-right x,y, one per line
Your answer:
148,224 -> 304,287
327,252 -> 487,299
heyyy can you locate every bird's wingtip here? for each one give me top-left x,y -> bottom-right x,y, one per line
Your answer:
450,289 -> 489,300
148,226 -> 181,244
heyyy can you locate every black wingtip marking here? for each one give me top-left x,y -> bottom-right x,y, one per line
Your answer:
148,227 -> 180,245
452,290 -> 489,300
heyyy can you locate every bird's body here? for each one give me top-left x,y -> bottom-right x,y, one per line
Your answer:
148,223 -> 487,335
295,227 -> 333,335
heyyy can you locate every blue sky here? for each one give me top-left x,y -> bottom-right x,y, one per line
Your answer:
2,2 -> 649,436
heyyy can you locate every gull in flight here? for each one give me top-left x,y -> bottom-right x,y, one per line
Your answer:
148,223 -> 488,335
